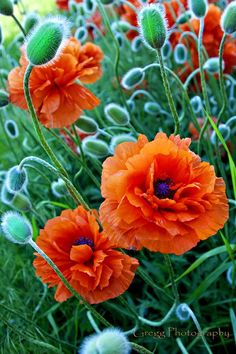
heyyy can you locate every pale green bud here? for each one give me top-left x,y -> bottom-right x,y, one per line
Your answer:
1,211 -> 32,244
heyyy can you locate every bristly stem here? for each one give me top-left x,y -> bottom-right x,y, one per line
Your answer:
23,64 -> 90,209
11,14 -> 26,37
218,33 -> 227,124
198,18 -> 210,113
164,255 -> 180,303
156,49 -> 180,135
29,239 -> 111,328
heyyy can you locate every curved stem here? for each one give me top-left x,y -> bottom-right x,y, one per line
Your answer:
11,14 -> 26,37
156,49 -> 180,135
198,18 -> 210,113
29,239 -> 111,327
23,65 -> 90,209
138,301 -> 177,326
218,33 -> 227,124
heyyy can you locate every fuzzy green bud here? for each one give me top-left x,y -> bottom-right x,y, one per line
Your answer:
26,17 -> 70,67
82,137 -> 109,158
112,21 -> 131,33
188,0 -> 207,19
0,89 -> 9,107
144,102 -> 161,116
23,12 -> 40,34
110,134 -> 136,153
11,193 -> 32,212
203,57 -> 224,74
76,117 -> 98,134
221,1 -> 236,34
121,68 -> 145,90
0,0 -> 14,16
6,166 -> 27,193
1,211 -> 32,244
75,27 -> 88,42
4,120 -> 19,139
104,103 -> 130,125
138,4 -> 168,50
51,178 -> 68,198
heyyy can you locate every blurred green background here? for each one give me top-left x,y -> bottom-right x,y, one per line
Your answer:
0,0 -> 54,42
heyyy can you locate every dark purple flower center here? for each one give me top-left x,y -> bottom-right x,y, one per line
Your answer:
154,178 -> 174,199
74,237 -> 94,249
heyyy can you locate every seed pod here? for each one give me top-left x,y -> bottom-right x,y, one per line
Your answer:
26,17 -> 70,67
5,166 -> 27,193
84,0 -> 96,13
82,137 -> 110,158
0,89 -> 9,107
1,211 -> 32,244
188,0 -> 207,19
76,117 -> 98,134
138,4 -> 168,50
144,102 -> 161,116
75,27 -> 88,42
23,12 -> 40,34
110,134 -> 136,153
0,0 -> 14,16
115,32 -> 124,48
203,57 -> 224,73
4,120 -> 19,139
221,1 -> 236,34
174,43 -> 188,64
121,68 -> 145,90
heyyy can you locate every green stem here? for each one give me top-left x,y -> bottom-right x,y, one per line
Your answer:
156,49 -> 180,135
218,33 -> 227,124
130,343 -> 153,354
138,301 -> 177,326
164,255 -> 180,303
11,14 -> 26,37
29,239 -> 111,328
198,18 -> 210,113
23,64 -> 89,209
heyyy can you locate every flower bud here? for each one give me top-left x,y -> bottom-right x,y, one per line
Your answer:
121,68 -> 145,90
227,265 -> 235,286
79,328 -> 131,354
11,193 -> 32,212
26,17 -> 70,67
5,166 -> 27,193
1,183 -> 15,205
82,137 -> 109,158
138,4 -> 168,50
4,120 -> 19,139
76,117 -> 98,134
1,211 -> 32,244
190,95 -> 202,114
0,0 -> 14,16
23,12 -> 40,34
203,57 -> 224,74
100,0 -> 115,5
84,0 -> 96,13
211,124 -> 230,145
176,303 -> 191,321
188,0 -> 207,19
144,102 -> 161,116
131,36 -> 142,52
51,178 -> 68,198
75,27 -> 88,42
115,32 -> 124,48
127,99 -> 135,112
105,103 -> 130,125
0,89 -> 9,107
176,10 -> 192,24
110,134 -> 136,153
162,40 -> 172,59
221,1 -> 236,34
112,21 -> 131,33
69,0 -> 79,13
174,43 -> 188,64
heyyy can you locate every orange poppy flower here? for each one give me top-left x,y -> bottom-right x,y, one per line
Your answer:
56,0 -> 82,11
100,133 -> 228,255
33,206 -> 139,304
8,37 -> 104,128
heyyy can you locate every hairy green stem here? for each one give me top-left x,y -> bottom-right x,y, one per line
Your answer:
218,33 -> 227,124
164,255 -> 180,303
157,49 -> 180,135
12,14 -> 26,37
